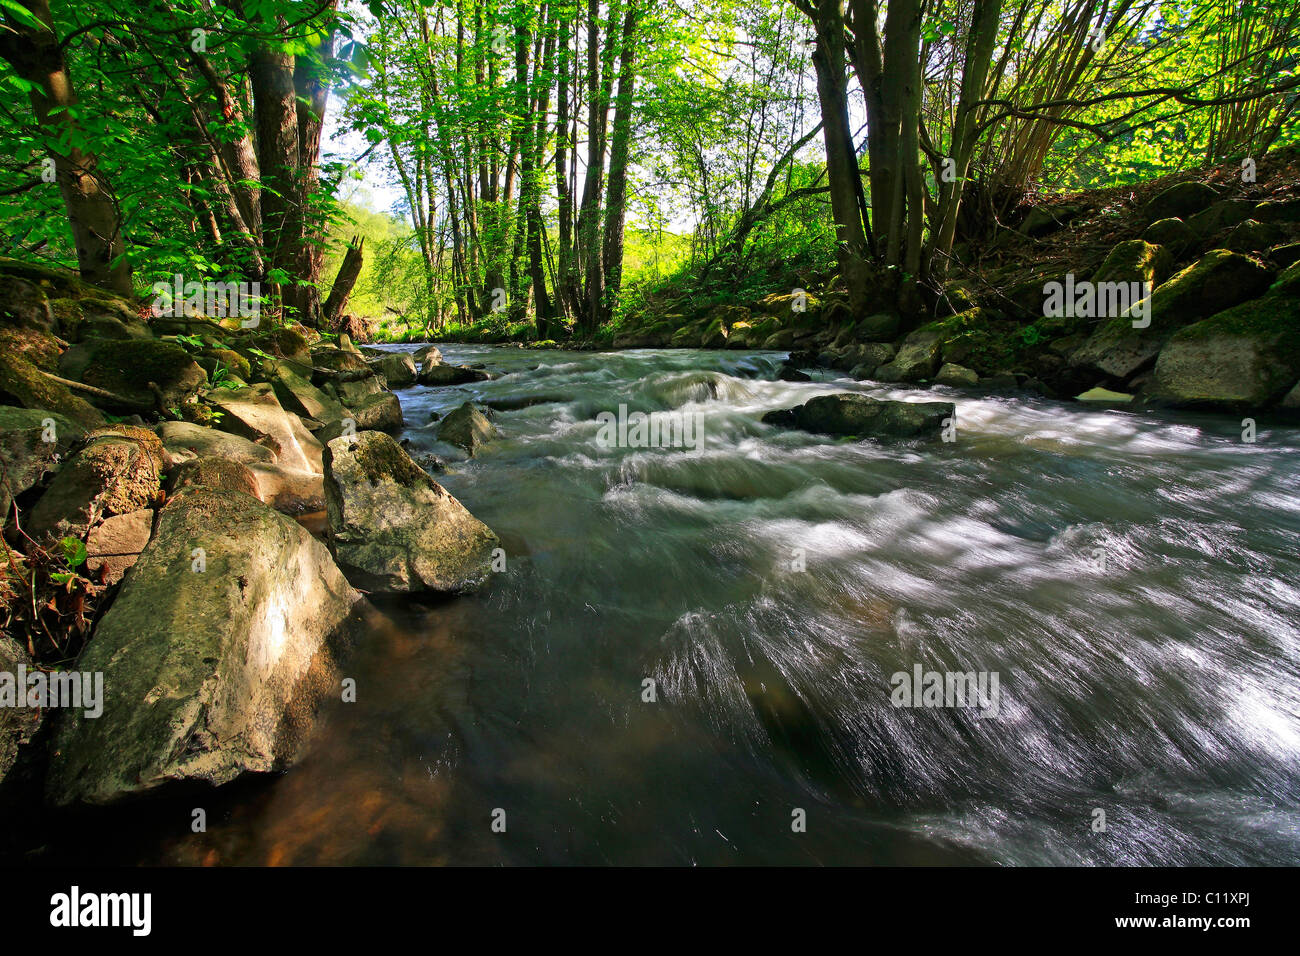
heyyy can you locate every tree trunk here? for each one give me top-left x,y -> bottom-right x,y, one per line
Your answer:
323,235 -> 364,327
0,0 -> 132,294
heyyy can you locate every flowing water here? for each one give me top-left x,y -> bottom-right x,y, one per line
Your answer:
69,345 -> 1300,865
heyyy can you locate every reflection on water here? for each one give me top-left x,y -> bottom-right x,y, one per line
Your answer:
45,344 -> 1300,865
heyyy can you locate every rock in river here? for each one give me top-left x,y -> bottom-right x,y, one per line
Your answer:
324,431 -> 499,595
762,393 -> 954,440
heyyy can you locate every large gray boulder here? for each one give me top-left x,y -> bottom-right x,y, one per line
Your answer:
324,431 -> 499,595
45,488 -> 363,806
762,393 -> 954,440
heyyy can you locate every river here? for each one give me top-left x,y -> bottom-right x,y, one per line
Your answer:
51,344 -> 1300,865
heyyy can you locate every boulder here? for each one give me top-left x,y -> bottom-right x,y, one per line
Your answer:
1224,219 -> 1287,255
855,312 -> 901,342
1141,218 -> 1198,259
1147,295 -> 1300,410
1070,249 -> 1273,382
417,360 -> 489,386
1076,387 -> 1134,403
437,401 -> 498,455
85,507 -> 154,585
369,352 -> 418,388
0,406 -> 82,521
762,393 -> 954,440
757,291 -> 821,326
413,345 -> 443,366
934,363 -> 980,387
311,347 -> 371,375
323,432 -> 499,594
27,432 -> 164,540
264,359 -> 349,426
206,383 -> 324,475
350,392 -> 404,433
874,327 -> 945,383
1093,239 -> 1174,288
0,275 -> 54,329
1186,199 -> 1256,238
45,488 -> 363,805
699,316 -> 728,349
0,351 -> 105,429
246,462 -> 326,514
167,456 -> 261,499
335,370 -> 386,407
78,339 -> 207,411
1143,181 -> 1217,222
156,420 -> 276,468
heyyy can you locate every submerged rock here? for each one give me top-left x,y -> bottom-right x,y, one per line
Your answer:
437,401 -> 498,455
762,393 -> 954,440
323,431 -> 499,594
46,487 -> 363,805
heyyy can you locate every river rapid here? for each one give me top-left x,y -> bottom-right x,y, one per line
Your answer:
57,344 -> 1300,866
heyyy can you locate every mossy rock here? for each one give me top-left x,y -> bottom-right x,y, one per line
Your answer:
27,436 -> 162,539
1187,200 -> 1256,238
80,339 -> 207,409
49,298 -> 84,340
167,456 -> 260,499
1070,249 -> 1274,381
197,348 -> 252,382
757,291 -> 822,327
706,304 -> 750,329
0,324 -> 60,371
1141,218 -> 1198,259
250,327 -> 312,363
0,276 -> 53,330
1149,293 -> 1300,409
85,424 -> 167,470
1224,219 -> 1287,255
0,353 -> 104,429
1093,239 -> 1174,288
700,317 -> 728,348
1143,181 -> 1218,223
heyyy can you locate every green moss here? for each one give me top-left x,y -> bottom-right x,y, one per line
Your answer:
1170,295 -> 1300,367
350,433 -> 432,488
